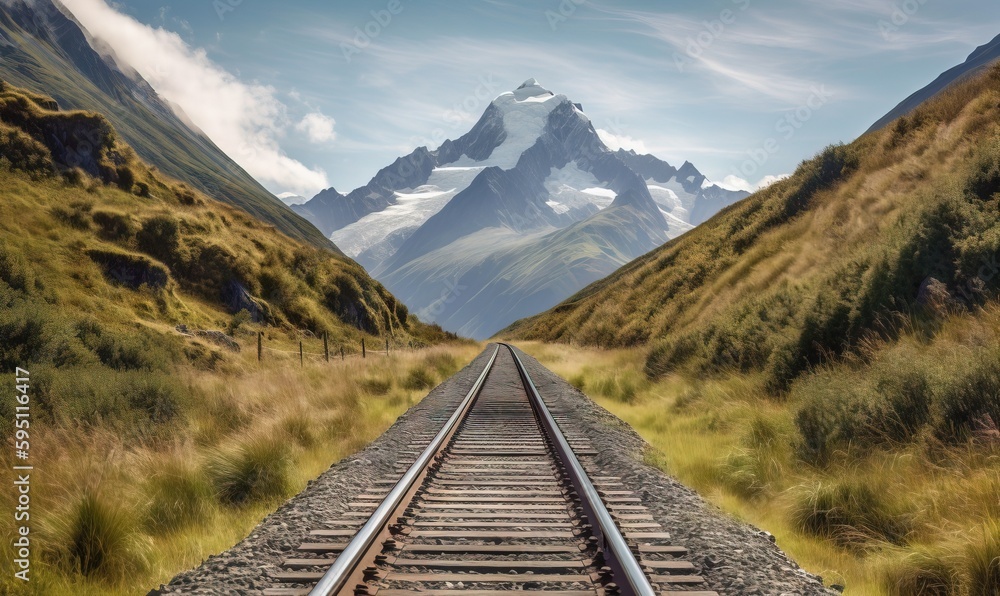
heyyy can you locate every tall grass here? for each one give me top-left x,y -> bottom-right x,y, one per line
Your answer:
519,335 -> 1000,595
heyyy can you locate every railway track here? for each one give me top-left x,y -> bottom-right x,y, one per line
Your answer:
265,344 -> 716,596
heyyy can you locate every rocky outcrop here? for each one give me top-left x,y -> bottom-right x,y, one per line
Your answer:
86,249 -> 169,289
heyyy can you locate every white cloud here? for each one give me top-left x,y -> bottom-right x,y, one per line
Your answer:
716,173 -> 788,193
59,0 -> 330,197
296,112 -> 337,144
276,192 -> 309,205
596,128 -> 648,153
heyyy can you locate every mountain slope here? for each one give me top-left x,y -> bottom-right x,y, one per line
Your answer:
0,0 -> 337,251
294,79 -> 747,338
0,79 -> 441,346
503,63 -> 1000,392
867,32 -> 1000,132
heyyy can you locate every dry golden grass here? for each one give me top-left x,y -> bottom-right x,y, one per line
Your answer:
519,333 -> 1000,595
0,341 -> 481,595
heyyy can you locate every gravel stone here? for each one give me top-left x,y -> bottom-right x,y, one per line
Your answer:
152,345 -> 833,595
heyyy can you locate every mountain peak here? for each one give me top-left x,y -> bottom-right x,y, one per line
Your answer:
510,78 -> 555,102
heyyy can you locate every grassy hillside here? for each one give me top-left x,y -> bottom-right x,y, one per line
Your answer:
505,64 -> 1000,392
0,0 -> 336,250
506,64 -> 1000,593
0,80 -> 470,594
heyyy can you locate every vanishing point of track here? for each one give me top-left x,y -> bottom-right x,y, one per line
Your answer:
265,344 -> 716,596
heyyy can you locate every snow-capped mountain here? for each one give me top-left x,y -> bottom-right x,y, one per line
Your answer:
294,79 -> 748,338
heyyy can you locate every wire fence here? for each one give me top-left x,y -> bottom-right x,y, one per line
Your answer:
255,332 -> 405,366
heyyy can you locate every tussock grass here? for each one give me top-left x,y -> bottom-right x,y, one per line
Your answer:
790,480 -> 912,548
207,436 -> 292,506
520,339 -> 1000,594
0,79 -> 477,594
43,485 -> 149,580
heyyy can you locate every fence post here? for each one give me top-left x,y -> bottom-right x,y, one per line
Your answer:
386,338 -> 389,355
324,332 -> 329,362
257,332 -> 262,362
362,338 -> 366,359
340,346 -> 345,361
299,341 -> 303,367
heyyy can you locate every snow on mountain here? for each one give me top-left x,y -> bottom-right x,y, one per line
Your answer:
293,79 -> 750,337
449,79 -> 561,169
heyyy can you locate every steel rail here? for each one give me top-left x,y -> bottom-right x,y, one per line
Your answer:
308,345 -> 500,596
504,343 -> 656,596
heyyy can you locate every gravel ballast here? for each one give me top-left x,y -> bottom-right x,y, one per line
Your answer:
153,345 -> 832,595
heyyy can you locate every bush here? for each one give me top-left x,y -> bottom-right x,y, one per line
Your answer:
402,366 -> 436,391
791,479 -> 912,548
423,351 -> 459,377
50,200 -> 93,230
226,309 -> 252,336
360,375 -> 393,396
91,210 -> 136,243
115,165 -> 135,192
589,369 -> 647,403
48,486 -> 147,579
882,547 -> 958,596
645,334 -> 700,378
964,519 -> 1000,595
208,436 -> 291,505
794,372 -> 871,463
720,417 -> 787,498
868,362 -> 932,444
144,461 -> 213,532
281,412 -> 317,448
137,215 -> 180,264
933,353 -> 1000,442
0,245 -> 37,293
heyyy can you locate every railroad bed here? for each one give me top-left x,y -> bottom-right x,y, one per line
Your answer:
154,345 -> 829,596
265,345 -> 713,596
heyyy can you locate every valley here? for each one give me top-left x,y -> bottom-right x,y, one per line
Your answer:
2,2 -> 999,595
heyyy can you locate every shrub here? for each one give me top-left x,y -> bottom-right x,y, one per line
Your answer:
964,519 -> 1000,595
226,309 -> 252,336
868,362 -> 932,444
0,244 -> 36,292
144,461 -> 213,531
360,375 -> 393,396
881,546 -> 958,596
137,215 -> 180,264
0,121 -> 52,173
794,372 -> 871,464
791,479 -> 912,548
645,333 -> 700,378
115,165 -> 135,192
589,369 -> 647,403
933,352 -> 1000,442
50,200 -> 93,230
720,417 -> 787,498
48,486 -> 147,579
402,366 -> 436,391
91,210 -> 136,243
208,436 -> 291,505
423,351 -> 459,377
281,412 -> 317,448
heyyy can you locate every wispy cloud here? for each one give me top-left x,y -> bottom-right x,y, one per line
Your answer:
60,0 -> 331,196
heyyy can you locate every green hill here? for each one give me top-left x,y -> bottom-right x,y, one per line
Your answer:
505,64 -> 1000,399
0,0 -> 336,251
506,63 -> 1000,594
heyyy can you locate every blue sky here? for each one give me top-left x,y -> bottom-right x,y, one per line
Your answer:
63,0 -> 999,197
